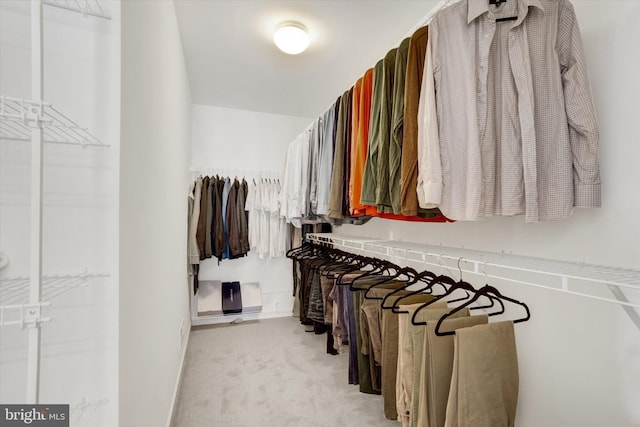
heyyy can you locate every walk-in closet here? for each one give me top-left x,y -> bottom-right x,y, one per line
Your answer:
1,1 -> 639,426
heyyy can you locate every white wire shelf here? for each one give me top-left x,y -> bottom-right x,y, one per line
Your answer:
43,0 -> 111,20
307,233 -> 640,310
0,96 -> 108,147
0,271 -> 110,307
71,397 -> 109,427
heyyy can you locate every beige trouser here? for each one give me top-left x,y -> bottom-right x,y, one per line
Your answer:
381,293 -> 435,420
416,315 -> 489,427
360,286 -> 405,392
395,303 -> 454,426
445,321 -> 519,427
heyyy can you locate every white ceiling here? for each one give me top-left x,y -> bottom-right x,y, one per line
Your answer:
174,0 -> 440,119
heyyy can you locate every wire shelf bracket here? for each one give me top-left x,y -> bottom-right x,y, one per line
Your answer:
0,271 -> 110,308
43,0 -> 111,20
0,302 -> 53,328
0,96 -> 108,147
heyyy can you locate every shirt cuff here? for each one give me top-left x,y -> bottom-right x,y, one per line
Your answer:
574,183 -> 601,208
423,182 -> 443,206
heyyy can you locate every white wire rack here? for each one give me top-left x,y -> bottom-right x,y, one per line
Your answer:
0,272 -> 109,327
0,271 -> 109,306
307,233 -> 640,313
43,0 -> 111,19
70,397 -> 109,427
0,96 -> 107,147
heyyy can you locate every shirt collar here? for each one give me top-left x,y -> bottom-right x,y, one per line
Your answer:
467,0 -> 545,24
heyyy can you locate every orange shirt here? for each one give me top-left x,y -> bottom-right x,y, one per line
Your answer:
348,76 -> 362,216
349,70 -> 373,216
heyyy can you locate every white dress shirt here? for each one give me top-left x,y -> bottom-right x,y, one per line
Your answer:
418,0 -> 601,222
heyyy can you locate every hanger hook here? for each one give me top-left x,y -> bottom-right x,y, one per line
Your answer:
457,257 -> 463,281
482,261 -> 489,282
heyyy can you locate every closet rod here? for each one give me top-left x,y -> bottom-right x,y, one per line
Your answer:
403,0 -> 458,39
190,167 -> 282,179
307,234 -> 640,314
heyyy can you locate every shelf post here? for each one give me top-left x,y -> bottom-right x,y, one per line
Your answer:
27,0 -> 44,404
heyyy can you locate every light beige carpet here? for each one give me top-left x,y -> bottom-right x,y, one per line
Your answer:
172,316 -> 399,427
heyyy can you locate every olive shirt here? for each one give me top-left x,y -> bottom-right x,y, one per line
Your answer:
360,58 -> 385,208
389,37 -> 411,214
375,47 -> 399,212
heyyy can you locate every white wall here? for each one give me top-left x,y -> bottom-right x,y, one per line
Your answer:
0,1 -> 119,425
337,2 -> 640,426
119,1 -> 191,426
190,104 -> 312,317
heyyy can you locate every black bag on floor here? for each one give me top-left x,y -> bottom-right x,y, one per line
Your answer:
222,281 -> 243,314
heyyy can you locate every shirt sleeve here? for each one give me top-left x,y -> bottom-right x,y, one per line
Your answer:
557,0 -> 601,207
418,31 -> 443,207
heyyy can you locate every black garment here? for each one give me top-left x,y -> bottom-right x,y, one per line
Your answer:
209,176 -> 219,259
240,179 -> 250,255
196,176 -> 210,260
213,177 -> 226,259
226,179 -> 242,258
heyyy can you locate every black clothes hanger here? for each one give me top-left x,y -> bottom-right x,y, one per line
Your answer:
362,266 -> 419,300
410,278 -> 477,326
396,275 -> 457,315
286,242 -> 313,259
382,270 -> 439,310
335,256 -> 386,287
323,255 -> 364,277
433,284 -> 530,336
489,0 -> 518,22
344,259 -> 399,290
351,261 -> 406,293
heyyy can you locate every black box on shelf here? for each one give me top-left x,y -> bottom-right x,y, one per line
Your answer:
221,281 -> 243,314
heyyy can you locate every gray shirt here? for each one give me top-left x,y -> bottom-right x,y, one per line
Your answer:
317,102 -> 337,215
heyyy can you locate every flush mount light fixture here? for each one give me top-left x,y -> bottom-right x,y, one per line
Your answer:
273,21 -> 309,55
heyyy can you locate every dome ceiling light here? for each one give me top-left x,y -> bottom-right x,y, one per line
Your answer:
273,21 -> 309,55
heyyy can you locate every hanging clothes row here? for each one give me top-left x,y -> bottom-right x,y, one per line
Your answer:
287,242 -> 530,427
245,178 -> 289,259
188,175 -> 250,267
281,0 -> 600,225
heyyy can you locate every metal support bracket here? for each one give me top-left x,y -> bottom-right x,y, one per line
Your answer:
0,302 -> 52,328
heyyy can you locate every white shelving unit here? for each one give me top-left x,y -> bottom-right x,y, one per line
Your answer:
0,96 -> 108,147
0,272 -> 109,328
43,0 -> 110,19
307,233 -> 640,330
0,0 -> 111,404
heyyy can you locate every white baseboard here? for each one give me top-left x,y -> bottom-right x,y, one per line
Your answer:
166,327 -> 191,427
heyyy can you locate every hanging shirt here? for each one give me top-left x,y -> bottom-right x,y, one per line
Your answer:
401,26 -> 429,217
245,180 -> 258,251
308,117 -> 322,215
316,103 -> 337,216
221,177 -> 232,259
418,0 -> 601,222
350,68 -> 375,216
375,47 -> 398,213
188,178 -> 201,265
328,90 -> 351,219
281,124 -> 313,226
360,59 -> 384,208
389,37 -> 411,215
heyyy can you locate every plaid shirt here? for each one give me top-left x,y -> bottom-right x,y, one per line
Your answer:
418,0 -> 601,222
